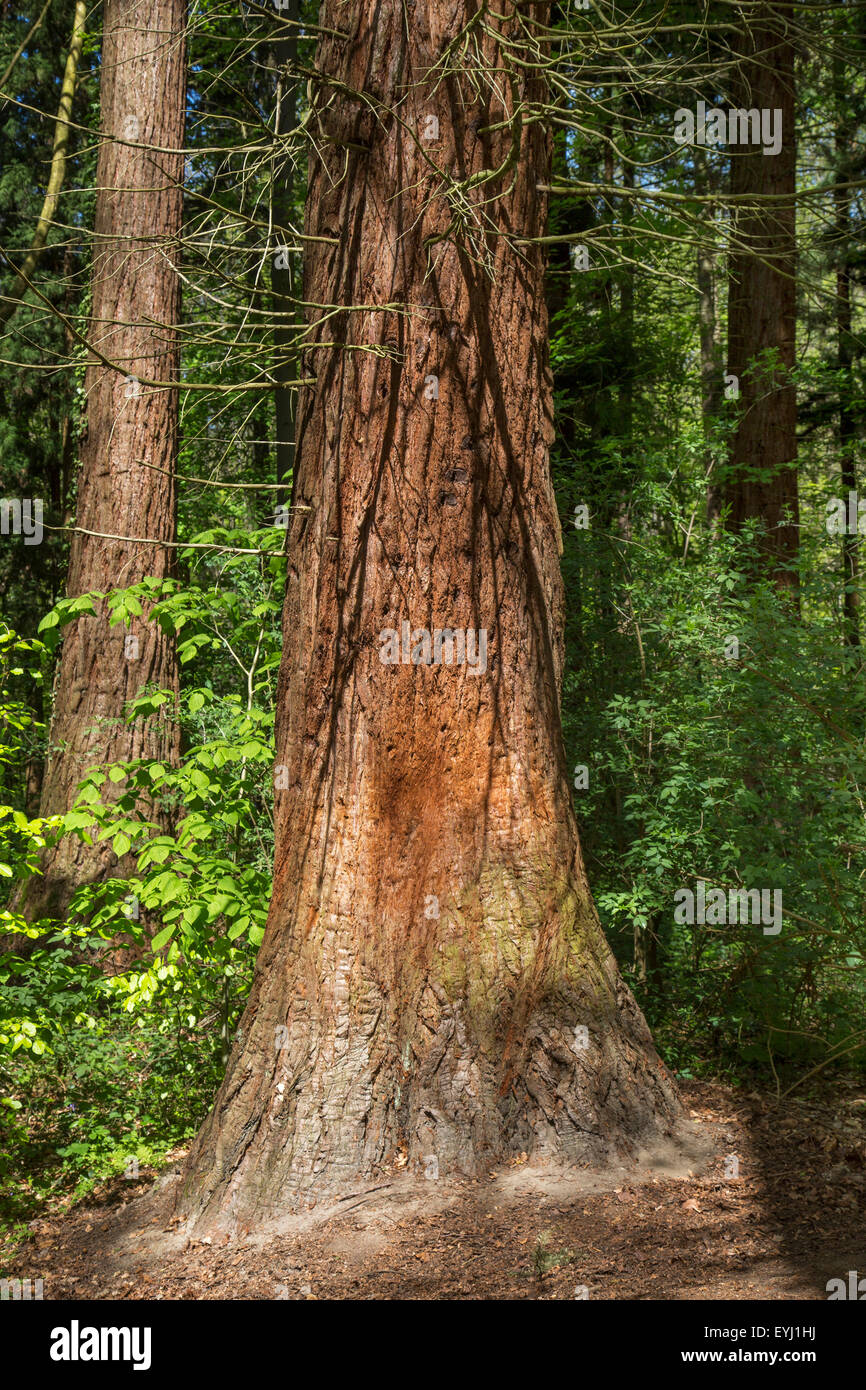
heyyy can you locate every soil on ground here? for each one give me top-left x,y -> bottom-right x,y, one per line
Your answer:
7,1079 -> 866,1299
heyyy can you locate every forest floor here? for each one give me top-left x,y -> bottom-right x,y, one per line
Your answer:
7,1079 -> 866,1300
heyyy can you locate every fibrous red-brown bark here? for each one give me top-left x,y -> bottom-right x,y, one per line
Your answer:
723,5 -> 799,589
179,0 -> 679,1229
25,0 -> 185,921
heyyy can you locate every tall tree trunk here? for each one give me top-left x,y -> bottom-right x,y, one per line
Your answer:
23,0 -> 185,922
618,117 -> 635,450
0,0 -> 87,329
178,0 -> 679,1230
835,58 -> 859,649
723,5 -> 799,592
272,0 -> 300,493
696,149 -> 724,522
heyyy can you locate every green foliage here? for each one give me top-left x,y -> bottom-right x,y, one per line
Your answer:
555,319 -> 866,1078
532,1229 -> 575,1279
0,547 -> 282,1226
0,626 -> 61,942
0,950 -> 223,1240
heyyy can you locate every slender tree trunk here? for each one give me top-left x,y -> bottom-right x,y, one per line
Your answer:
272,0 -> 300,492
696,150 -> 724,521
618,117 -> 635,449
0,0 -> 87,329
835,59 -> 859,648
698,248 -> 720,423
178,0 -> 679,1231
23,0 -> 185,922
723,5 -> 799,591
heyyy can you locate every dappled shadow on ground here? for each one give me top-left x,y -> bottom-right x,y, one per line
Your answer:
8,1079 -> 865,1300
744,1073 -> 866,1301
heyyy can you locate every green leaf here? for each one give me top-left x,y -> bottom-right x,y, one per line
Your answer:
150,923 -> 176,951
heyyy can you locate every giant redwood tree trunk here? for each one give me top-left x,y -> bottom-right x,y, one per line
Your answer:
179,0 -> 679,1229
25,0 -> 184,921
723,6 -> 799,590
